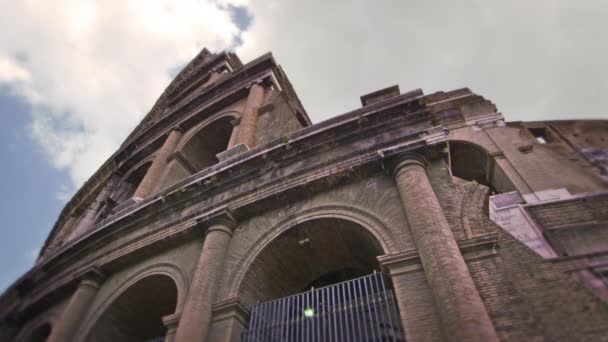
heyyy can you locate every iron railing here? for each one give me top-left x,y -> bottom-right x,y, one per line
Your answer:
242,272 -> 406,341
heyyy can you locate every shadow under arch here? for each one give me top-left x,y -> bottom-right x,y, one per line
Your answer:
176,112 -> 238,170
15,317 -> 54,342
112,157 -> 154,203
230,206 -> 399,308
80,264 -> 186,342
448,139 -> 516,194
155,112 -> 239,191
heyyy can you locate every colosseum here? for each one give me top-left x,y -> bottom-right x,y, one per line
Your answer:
1,47 -> 608,342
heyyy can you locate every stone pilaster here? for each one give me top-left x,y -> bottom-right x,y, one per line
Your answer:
234,82 -> 264,149
46,268 -> 106,342
162,313 -> 181,342
391,153 -> 498,342
174,211 -> 237,342
378,251 -> 443,342
133,128 -> 183,200
208,297 -> 250,342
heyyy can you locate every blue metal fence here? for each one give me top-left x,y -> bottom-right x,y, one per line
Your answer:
242,272 -> 406,341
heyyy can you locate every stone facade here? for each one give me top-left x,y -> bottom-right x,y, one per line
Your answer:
1,48 -> 608,342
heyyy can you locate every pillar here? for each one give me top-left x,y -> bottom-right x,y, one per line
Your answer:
67,173 -> 120,240
174,213 -> 237,342
234,82 -> 264,148
391,153 -> 498,342
133,128 -> 183,199
47,269 -> 105,342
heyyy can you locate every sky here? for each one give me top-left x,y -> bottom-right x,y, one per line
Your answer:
0,0 -> 607,292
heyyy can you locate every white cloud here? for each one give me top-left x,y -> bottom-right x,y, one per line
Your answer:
0,55 -> 30,82
0,0 -> 244,191
237,1 -> 608,123
1,0 -> 607,199
24,247 -> 40,261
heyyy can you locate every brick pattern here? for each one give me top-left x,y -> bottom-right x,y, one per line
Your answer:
174,225 -> 232,342
393,155 -> 498,342
235,83 -> 264,148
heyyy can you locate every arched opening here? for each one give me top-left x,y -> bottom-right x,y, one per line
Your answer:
111,161 -> 152,203
22,323 -> 51,342
239,218 -> 405,340
240,218 -> 383,306
85,274 -> 178,342
449,140 -> 516,194
180,116 -> 233,171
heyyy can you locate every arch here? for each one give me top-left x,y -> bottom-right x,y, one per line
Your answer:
176,110 -> 240,152
228,206 -> 397,307
14,314 -> 56,342
448,139 -> 516,194
155,112 -> 239,190
176,113 -> 237,171
79,263 -> 186,342
112,157 -> 154,203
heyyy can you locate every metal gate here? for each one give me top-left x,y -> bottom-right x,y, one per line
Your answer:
242,272 -> 406,341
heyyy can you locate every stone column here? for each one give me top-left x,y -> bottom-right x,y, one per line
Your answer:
391,153 -> 498,342
133,128 -> 183,200
174,213 -> 237,342
234,82 -> 264,148
68,173 -> 120,240
47,269 -> 105,342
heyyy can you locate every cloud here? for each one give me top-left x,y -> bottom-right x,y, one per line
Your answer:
237,1 -> 608,122
1,0 -> 607,199
0,0 -> 245,191
24,247 -> 40,261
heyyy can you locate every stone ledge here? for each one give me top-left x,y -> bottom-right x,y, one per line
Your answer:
216,144 -> 250,163
379,234 -> 499,276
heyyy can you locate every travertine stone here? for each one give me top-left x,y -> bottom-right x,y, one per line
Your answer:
234,83 -> 264,148
391,153 -> 498,342
133,128 -> 183,199
46,271 -> 104,342
175,221 -> 235,342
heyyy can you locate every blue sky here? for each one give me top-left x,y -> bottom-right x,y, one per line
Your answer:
0,89 -> 68,290
1,1 -> 607,292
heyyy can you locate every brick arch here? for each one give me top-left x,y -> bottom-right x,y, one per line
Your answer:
77,263 -> 187,342
175,111 -> 240,152
111,155 -> 155,203
226,205 -> 399,304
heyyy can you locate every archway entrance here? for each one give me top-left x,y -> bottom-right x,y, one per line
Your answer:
85,274 -> 178,342
239,218 -> 405,341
